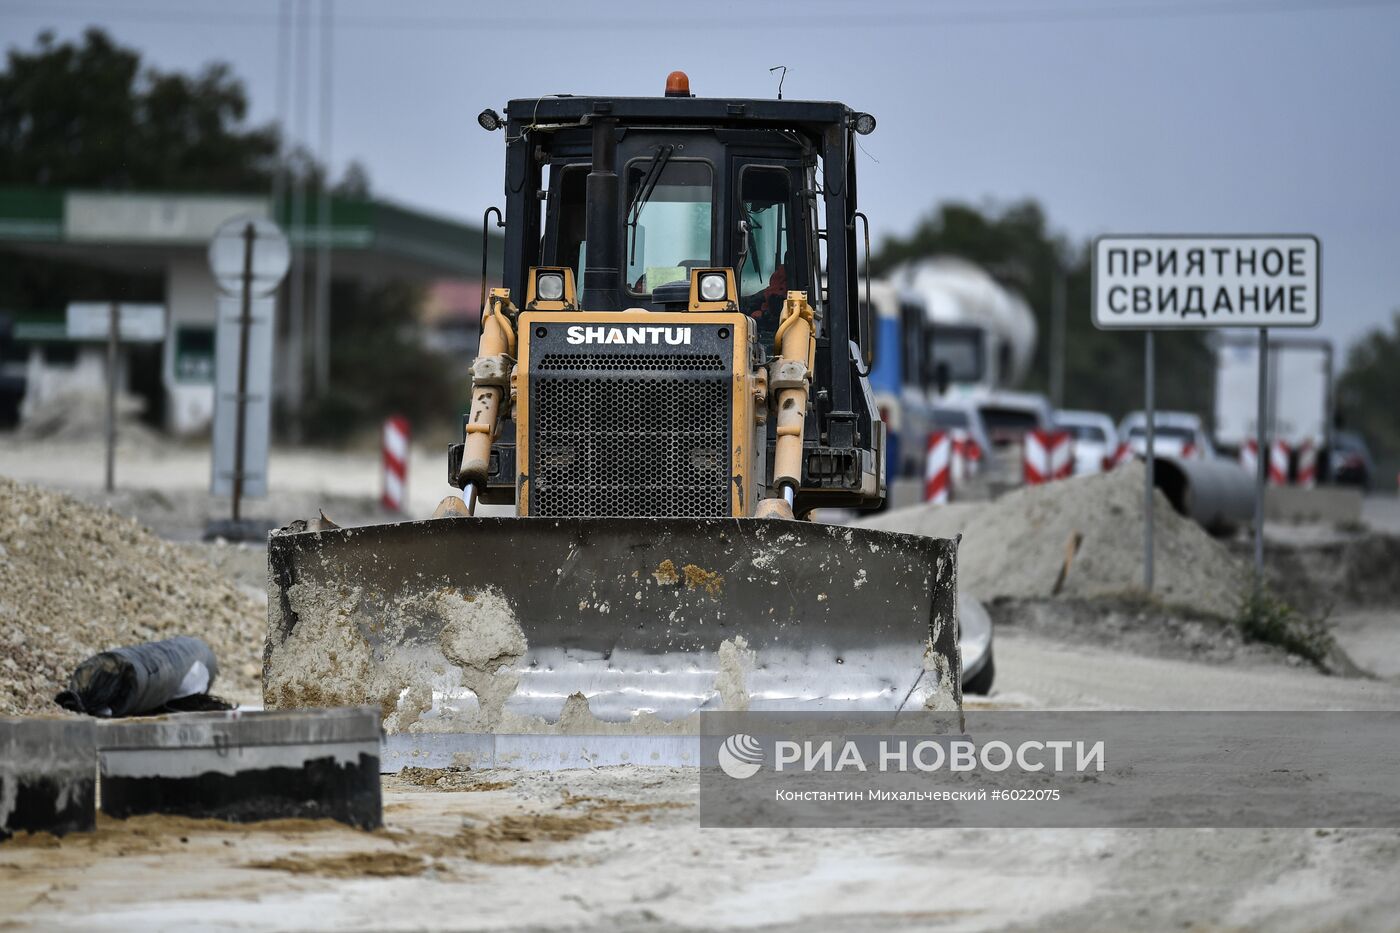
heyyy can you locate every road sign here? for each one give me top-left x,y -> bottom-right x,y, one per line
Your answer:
208,215 -> 290,298
66,303 -> 166,342
1091,232 -> 1322,591
1092,235 -> 1319,330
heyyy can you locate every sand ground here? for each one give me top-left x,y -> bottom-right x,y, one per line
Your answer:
3,436 -> 1399,931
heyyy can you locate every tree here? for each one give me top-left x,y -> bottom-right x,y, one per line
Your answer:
1336,310 -> 1400,474
0,28 -> 366,194
871,200 -> 1214,420
296,280 -> 458,444
0,29 -> 279,190
334,160 -> 372,198
0,28 -> 418,442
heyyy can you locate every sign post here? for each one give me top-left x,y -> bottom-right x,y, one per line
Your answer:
64,302 -> 166,494
1143,330 -> 1155,591
207,215 -> 290,539
105,301 -> 119,493
1254,327 -> 1269,576
1092,234 -> 1320,590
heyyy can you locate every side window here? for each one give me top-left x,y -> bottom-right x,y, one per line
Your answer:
738,166 -> 795,336
900,303 -> 924,387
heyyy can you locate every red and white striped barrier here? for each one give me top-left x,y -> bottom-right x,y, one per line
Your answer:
1024,429 -> 1073,485
382,415 -> 410,511
924,431 -> 952,504
1239,438 -> 1289,486
1295,440 -> 1317,489
1105,442 -> 1135,471
1239,439 -> 1257,476
950,429 -> 982,484
1268,439 -> 1289,486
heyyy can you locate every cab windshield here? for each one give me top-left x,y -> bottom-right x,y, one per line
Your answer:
928,326 -> 984,384
625,159 -> 713,294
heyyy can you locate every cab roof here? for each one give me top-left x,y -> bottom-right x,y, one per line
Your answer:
503,95 -> 855,133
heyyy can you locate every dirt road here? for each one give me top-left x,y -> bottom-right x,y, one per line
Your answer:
5,631 -> 1398,932
993,629 -> 1400,710
3,438 -> 1399,930
4,757 -> 1398,932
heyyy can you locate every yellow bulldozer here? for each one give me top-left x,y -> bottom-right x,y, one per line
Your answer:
264,73 -> 960,758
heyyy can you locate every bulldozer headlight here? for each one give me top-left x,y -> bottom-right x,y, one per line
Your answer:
477,108 -> 503,132
536,271 -> 565,302
853,112 -> 877,136
698,272 -> 728,302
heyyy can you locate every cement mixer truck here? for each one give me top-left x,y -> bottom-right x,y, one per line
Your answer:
893,256 -> 1038,396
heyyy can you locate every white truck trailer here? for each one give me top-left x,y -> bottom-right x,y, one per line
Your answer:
1213,335 -> 1333,463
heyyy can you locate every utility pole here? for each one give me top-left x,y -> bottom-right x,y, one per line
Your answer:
286,0 -> 310,437
272,0 -> 293,420
313,0 -> 335,397
1049,262 -> 1066,409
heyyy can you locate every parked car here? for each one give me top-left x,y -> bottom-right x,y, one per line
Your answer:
929,401 -> 993,457
1119,411 -> 1214,460
1330,430 -> 1375,490
970,389 -> 1052,444
960,390 -> 1052,484
1054,409 -> 1119,475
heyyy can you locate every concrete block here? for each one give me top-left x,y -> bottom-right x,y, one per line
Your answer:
97,707 -> 382,830
1266,486 -> 1364,525
0,718 -> 97,840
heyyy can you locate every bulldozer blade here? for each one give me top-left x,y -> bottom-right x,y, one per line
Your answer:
265,517 -> 959,733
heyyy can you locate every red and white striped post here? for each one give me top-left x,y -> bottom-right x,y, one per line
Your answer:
1106,442 -> 1135,471
1295,440 -> 1317,489
924,431 -> 952,504
1024,429 -> 1073,485
949,429 -> 982,484
1239,438 -> 1258,477
1268,439 -> 1290,486
1241,437 -> 1290,487
381,415 -> 410,512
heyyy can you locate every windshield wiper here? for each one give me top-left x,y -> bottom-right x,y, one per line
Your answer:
626,144 -> 673,265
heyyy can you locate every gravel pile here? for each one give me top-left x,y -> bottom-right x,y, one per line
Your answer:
0,476 -> 264,716
857,463 -> 1249,617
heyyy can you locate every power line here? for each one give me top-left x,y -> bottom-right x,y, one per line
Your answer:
5,0 -> 1400,32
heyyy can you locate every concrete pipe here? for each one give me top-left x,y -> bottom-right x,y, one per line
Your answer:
1152,456 -> 1255,536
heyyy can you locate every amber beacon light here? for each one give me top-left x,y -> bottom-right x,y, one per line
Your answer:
665,71 -> 692,97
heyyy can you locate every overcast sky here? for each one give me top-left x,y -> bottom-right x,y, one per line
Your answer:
4,0 -> 1398,354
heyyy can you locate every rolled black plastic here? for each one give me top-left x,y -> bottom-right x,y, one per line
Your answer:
56,636 -> 219,718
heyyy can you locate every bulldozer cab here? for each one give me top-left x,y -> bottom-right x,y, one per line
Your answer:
457,78 -> 886,515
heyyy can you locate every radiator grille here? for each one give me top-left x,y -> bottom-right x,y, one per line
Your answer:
530,352 -> 731,517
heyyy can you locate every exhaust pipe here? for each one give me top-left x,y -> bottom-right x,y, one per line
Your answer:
580,118 -> 620,310
1152,456 -> 1254,536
